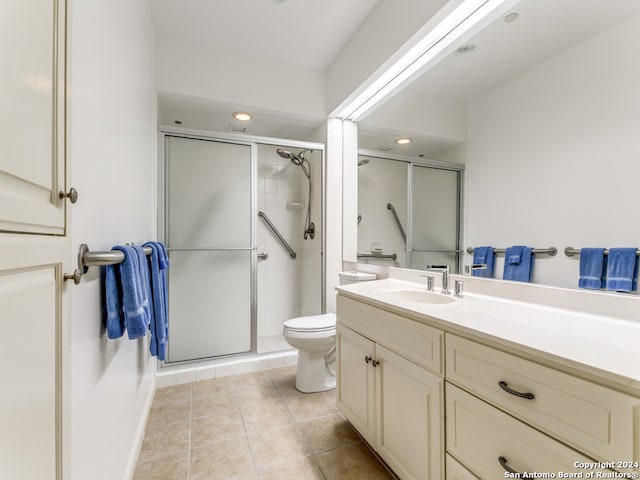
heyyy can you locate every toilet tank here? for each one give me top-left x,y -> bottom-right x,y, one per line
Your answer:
338,271 -> 376,285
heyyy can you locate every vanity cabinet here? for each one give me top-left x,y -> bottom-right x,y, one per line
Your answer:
336,291 -> 640,480
446,333 -> 640,478
336,296 -> 444,480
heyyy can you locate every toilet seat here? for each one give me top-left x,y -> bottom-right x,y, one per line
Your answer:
283,313 -> 336,333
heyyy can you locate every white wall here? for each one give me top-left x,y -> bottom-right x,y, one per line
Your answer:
68,1 -> 157,479
156,32 -> 326,120
465,14 -> 640,288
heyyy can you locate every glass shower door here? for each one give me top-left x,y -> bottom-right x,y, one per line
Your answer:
165,136 -> 254,362
410,165 -> 461,271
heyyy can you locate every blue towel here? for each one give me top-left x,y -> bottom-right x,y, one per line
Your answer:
105,245 -> 150,340
105,260 -> 125,339
503,245 -> 534,282
605,248 -> 638,292
578,248 -> 606,290
144,241 -> 170,360
472,246 -> 495,278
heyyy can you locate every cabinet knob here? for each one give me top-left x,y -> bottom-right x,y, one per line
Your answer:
364,355 -> 372,364
371,359 -> 380,367
59,187 -> 78,204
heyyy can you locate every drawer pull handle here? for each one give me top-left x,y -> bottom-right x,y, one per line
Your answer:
498,381 -> 535,400
372,359 -> 380,367
365,355 -> 372,364
498,456 -> 520,475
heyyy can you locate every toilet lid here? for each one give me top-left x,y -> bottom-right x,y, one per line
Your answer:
284,313 -> 336,332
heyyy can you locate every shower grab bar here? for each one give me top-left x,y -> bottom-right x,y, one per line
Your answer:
387,203 -> 407,245
63,243 -> 153,285
357,253 -> 397,260
258,210 -> 297,259
466,246 -> 557,256
564,246 -> 640,257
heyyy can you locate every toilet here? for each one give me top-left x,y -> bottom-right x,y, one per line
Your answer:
283,271 -> 376,393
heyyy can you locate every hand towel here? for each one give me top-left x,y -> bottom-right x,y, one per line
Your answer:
105,261 -> 125,339
144,241 -> 170,360
503,245 -> 534,282
605,248 -> 638,292
472,246 -> 495,278
113,245 -> 150,339
578,248 -> 606,290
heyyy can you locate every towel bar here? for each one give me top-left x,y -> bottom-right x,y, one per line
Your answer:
564,247 -> 640,257
64,243 -> 153,285
466,246 -> 557,256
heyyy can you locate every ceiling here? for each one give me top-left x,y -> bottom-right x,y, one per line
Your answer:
151,0 -> 380,70
358,0 -> 640,157
157,93 -> 324,141
407,0 -> 640,101
152,0 -> 381,137
153,0 -> 640,153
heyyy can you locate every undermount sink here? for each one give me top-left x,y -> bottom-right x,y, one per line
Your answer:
382,289 -> 456,305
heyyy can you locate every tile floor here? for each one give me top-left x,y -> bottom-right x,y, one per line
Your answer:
134,365 -> 396,480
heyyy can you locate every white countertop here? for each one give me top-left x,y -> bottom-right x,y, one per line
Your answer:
336,276 -> 640,392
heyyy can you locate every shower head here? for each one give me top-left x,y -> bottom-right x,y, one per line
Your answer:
277,148 -> 310,179
276,148 -> 293,160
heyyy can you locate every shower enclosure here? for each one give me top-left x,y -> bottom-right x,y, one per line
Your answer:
357,153 -> 462,271
159,131 -> 324,364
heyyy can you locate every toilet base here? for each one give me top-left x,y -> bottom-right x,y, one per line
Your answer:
294,349 -> 336,393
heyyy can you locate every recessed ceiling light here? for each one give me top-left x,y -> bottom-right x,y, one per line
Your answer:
504,12 -> 519,23
395,137 -> 412,145
456,44 -> 477,55
233,111 -> 253,122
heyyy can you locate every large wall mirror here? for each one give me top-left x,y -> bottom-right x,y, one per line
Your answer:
348,0 -> 640,290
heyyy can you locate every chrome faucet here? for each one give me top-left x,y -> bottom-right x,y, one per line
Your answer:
425,265 -> 450,294
464,263 -> 488,275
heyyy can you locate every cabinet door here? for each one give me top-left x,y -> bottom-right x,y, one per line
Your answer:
376,344 -> 444,480
0,0 -> 67,234
336,324 -> 376,445
446,454 -> 479,480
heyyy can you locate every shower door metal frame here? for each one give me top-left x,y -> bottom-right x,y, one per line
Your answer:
157,126 -> 326,366
358,148 -> 464,271
158,131 -> 258,364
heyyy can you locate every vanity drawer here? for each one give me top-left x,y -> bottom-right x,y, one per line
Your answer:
337,295 -> 443,375
446,383 -> 609,480
446,334 -> 640,463
446,454 -> 479,480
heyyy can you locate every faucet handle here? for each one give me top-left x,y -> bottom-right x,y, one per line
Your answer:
464,263 -> 487,275
454,279 -> 468,298
418,274 -> 435,291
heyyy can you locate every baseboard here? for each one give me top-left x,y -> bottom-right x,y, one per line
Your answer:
123,374 -> 157,480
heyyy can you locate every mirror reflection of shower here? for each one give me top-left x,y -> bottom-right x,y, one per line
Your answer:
277,148 -> 315,239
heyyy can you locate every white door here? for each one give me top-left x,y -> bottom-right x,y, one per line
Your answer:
0,1 -> 69,479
